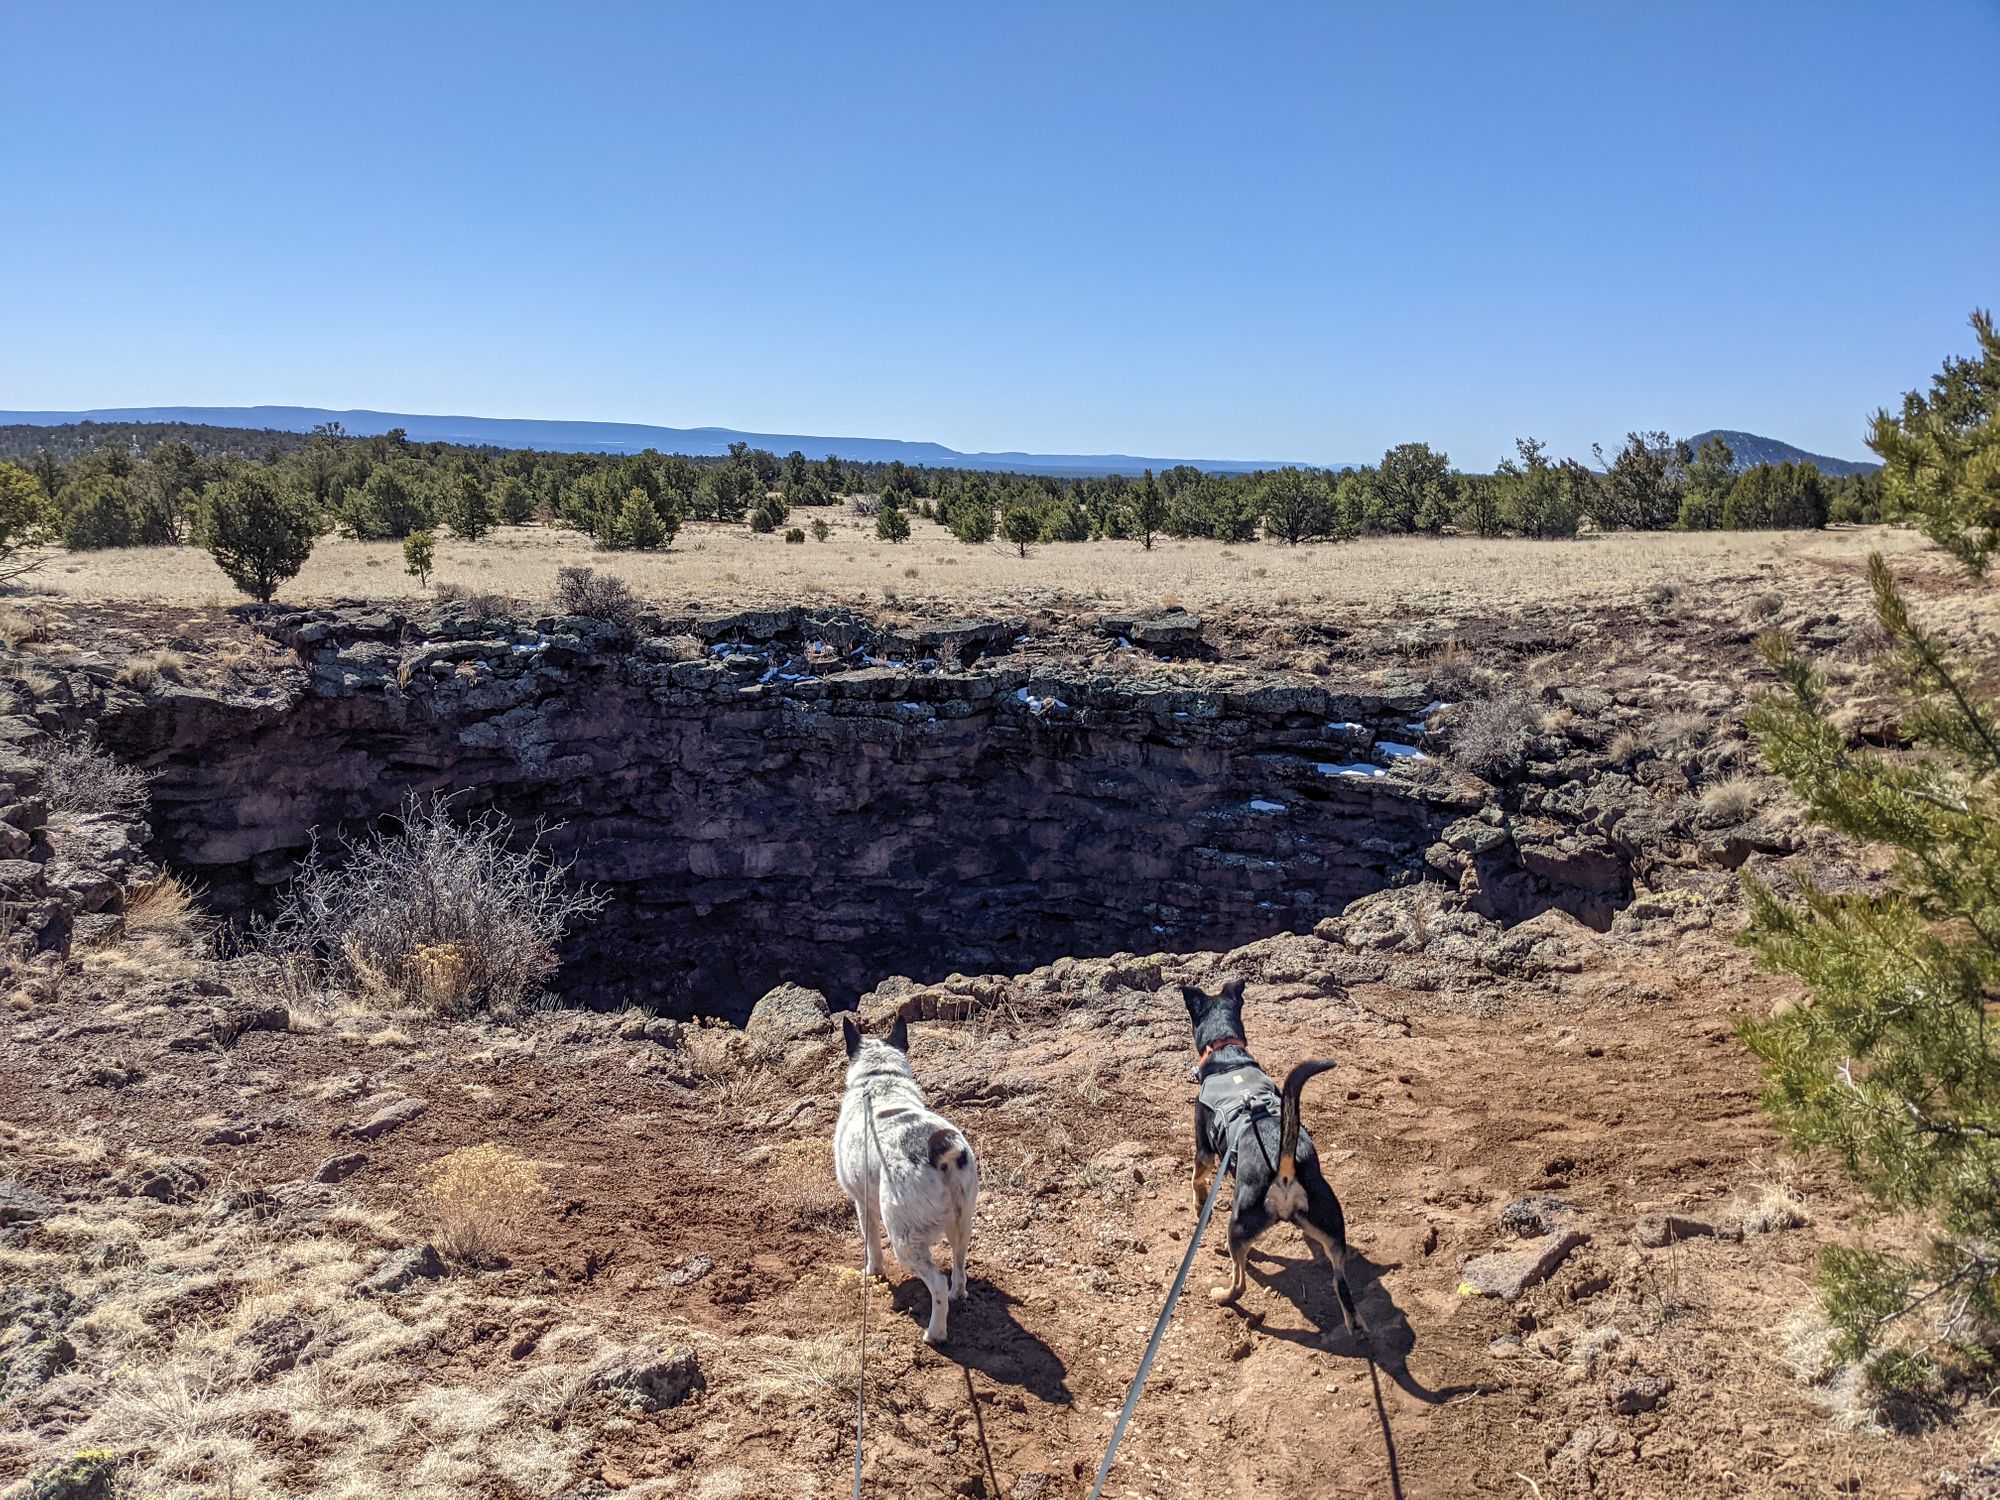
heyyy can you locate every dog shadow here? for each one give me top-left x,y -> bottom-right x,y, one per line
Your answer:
1235,1246 -> 1484,1406
888,1275 -> 1072,1405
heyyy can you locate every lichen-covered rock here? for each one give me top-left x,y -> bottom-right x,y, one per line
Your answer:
587,1339 -> 704,1411
745,982 -> 831,1042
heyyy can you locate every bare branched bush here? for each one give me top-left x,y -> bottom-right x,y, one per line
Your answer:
34,732 -> 151,817
434,581 -> 516,620
551,566 -> 640,631
1450,692 -> 1534,779
264,794 -> 606,1017
1651,710 -> 1710,752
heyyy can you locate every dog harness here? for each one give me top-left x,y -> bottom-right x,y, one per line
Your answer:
1198,1062 -> 1282,1141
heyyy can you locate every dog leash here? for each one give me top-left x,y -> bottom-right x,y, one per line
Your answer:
1087,1136 -> 1236,1500
852,1091 -> 887,1500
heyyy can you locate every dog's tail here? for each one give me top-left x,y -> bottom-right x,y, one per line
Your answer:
1277,1059 -> 1337,1184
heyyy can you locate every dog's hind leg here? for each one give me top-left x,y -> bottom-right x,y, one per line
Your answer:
856,1188 -> 886,1279
1191,1100 -> 1219,1214
948,1185 -> 974,1301
1210,1203 -> 1270,1305
1299,1215 -> 1367,1339
895,1233 -> 953,1344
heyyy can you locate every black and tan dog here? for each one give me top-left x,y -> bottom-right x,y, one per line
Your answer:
1184,977 -> 1365,1337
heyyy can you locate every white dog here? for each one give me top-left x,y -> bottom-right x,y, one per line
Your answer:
834,1014 -> 979,1344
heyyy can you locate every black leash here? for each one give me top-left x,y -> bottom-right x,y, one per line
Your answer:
1087,1137 -> 1236,1500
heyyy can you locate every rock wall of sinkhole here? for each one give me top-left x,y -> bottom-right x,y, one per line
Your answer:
86,602 -> 1636,1020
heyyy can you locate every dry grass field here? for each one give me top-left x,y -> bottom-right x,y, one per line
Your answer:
23,516 -> 1938,622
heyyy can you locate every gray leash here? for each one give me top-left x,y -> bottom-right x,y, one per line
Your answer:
1088,1137 -> 1236,1500
853,1092 -> 886,1500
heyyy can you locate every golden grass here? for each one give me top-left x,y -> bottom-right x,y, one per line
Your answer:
10,520 -> 1933,622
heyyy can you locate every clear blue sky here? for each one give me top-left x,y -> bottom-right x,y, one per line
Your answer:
4,1 -> 1995,466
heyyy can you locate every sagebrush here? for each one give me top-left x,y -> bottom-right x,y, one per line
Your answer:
33,733 -> 150,817
264,794 -> 605,1016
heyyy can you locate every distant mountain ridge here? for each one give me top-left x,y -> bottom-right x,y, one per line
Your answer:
1684,429 -> 1878,478
0,405 -> 1319,478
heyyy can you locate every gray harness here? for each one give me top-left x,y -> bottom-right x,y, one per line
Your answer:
1199,1064 -> 1282,1173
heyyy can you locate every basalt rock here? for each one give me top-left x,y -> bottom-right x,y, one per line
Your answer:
91,603 -> 1655,1021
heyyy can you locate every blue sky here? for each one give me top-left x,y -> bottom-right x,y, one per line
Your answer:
3,1 -> 1995,466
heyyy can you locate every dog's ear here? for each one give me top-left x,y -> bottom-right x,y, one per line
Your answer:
1182,984 -> 1210,1021
841,1015 -> 862,1059
886,1013 -> 910,1054
1219,977 -> 1246,1002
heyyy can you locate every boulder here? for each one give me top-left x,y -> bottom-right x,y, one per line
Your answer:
1634,1213 -> 1735,1248
315,1151 -> 368,1184
745,983 -> 831,1043
1099,608 -> 1205,654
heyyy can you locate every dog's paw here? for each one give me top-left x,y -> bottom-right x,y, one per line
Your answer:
1208,1284 -> 1239,1305
922,1326 -> 946,1345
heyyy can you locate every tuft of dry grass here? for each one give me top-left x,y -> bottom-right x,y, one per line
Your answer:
122,873 -> 211,946
117,646 -> 189,690
1698,776 -> 1760,825
419,1143 -> 548,1265
746,1329 -> 862,1406
0,604 -> 48,648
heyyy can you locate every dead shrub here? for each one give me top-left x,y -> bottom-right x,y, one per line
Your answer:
1651,710 -> 1710,751
263,793 -> 606,1017
419,1143 -> 547,1264
434,582 -> 516,620
1450,691 -> 1534,779
1421,639 -> 1490,703
1644,580 -> 1683,612
1745,590 -> 1785,621
551,566 -> 640,631
1608,728 -> 1649,765
33,732 -> 151,817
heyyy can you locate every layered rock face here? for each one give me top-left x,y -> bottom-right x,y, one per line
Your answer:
102,604 -> 1478,1019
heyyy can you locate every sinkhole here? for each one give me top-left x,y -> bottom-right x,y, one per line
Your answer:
107,607 -> 1472,1022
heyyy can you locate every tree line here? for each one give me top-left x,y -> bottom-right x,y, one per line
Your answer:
0,417 -> 1885,602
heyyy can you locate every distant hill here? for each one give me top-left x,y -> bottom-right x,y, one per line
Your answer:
1684,429 -> 1878,478
0,405 -> 1326,478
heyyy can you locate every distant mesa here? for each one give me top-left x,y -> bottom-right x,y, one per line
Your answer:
0,406 -> 1880,479
1683,429 -> 1879,478
0,405 -> 1321,480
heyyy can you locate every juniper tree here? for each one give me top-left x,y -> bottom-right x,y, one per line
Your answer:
402,529 -> 436,587
1741,312 -> 2000,1386
440,471 -> 495,540
198,468 -> 317,602
875,504 -> 911,543
0,461 -> 56,583
611,487 -> 666,550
